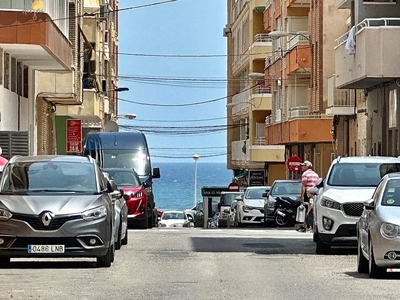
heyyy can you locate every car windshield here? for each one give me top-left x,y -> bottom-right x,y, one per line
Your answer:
102,150 -> 150,176
245,187 -> 269,199
162,212 -> 186,220
381,180 -> 400,206
220,193 -> 242,206
106,170 -> 141,187
0,161 -> 97,194
270,182 -> 302,196
327,163 -> 400,187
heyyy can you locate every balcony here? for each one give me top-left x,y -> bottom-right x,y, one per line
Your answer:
231,89 -> 251,118
231,140 -> 250,163
232,49 -> 249,75
250,145 -> 285,162
250,86 -> 272,111
335,0 -> 352,9
265,115 -> 272,126
287,32 -> 309,50
335,18 -> 400,89
326,75 -> 355,116
288,106 -> 310,119
286,0 -> 311,7
0,11 -> 72,70
249,34 -> 272,61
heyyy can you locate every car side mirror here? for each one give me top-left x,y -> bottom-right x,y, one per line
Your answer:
152,167 -> 160,179
363,199 -> 374,210
123,194 -> 130,200
308,187 -> 319,196
262,192 -> 268,197
187,215 -> 194,222
316,178 -> 324,189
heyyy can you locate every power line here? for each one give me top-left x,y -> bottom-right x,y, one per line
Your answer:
133,116 -> 227,123
0,0 -> 179,29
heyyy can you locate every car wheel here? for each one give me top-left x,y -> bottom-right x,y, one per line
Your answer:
139,209 -> 148,229
97,243 -> 114,268
357,237 -> 368,273
147,209 -> 153,229
115,220 -> 122,250
368,239 -> 386,278
274,213 -> 289,227
121,227 -> 128,245
316,231 -> 331,255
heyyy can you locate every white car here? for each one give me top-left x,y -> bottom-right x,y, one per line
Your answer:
236,186 -> 270,227
311,156 -> 400,254
158,210 -> 193,228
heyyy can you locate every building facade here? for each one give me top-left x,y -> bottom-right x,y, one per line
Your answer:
0,0 -> 119,158
226,0 -> 353,184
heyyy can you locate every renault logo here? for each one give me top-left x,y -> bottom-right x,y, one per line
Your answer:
41,211 -> 54,226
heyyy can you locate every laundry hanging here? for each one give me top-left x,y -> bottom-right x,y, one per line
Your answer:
345,26 -> 356,55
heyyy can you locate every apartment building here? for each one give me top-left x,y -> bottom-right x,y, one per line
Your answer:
0,0 -> 119,158
334,0 -> 400,157
226,0 -> 285,186
226,0 -> 350,184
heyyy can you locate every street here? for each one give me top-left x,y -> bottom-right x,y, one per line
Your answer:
1,227 -> 400,300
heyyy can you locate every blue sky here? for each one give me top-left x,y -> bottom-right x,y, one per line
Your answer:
118,0 -> 228,163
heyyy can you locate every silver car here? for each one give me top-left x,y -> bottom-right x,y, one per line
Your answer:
357,172 -> 400,278
0,155 -> 116,267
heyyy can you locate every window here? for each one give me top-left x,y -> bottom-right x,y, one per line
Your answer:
0,0 -> 34,10
389,89 -> 397,128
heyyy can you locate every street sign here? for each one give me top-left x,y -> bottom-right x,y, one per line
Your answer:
228,182 -> 240,191
287,156 -> 302,172
66,119 -> 82,153
249,170 -> 265,186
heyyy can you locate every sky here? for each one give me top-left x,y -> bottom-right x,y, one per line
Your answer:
117,0 -> 228,164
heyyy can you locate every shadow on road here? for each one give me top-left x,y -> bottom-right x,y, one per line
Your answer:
345,271 -> 400,279
0,260 -> 97,269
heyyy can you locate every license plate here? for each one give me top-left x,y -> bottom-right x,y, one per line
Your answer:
28,245 -> 65,253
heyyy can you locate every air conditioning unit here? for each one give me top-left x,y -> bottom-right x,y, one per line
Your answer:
99,4 -> 109,20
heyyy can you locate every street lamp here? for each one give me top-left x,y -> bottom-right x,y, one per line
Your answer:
268,31 -> 310,41
193,154 -> 200,207
115,113 -> 137,120
108,87 -> 130,92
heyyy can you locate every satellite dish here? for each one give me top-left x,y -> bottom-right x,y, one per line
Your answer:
104,121 -> 119,132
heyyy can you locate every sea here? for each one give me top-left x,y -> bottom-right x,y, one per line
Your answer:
152,162 -> 233,211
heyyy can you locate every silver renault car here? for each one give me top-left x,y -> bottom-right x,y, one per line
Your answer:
357,172 -> 400,278
0,155 -> 115,267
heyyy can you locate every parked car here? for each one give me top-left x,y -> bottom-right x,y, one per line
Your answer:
357,172 -> 400,278
311,156 -> 400,255
0,155 -> 116,267
158,210 -> 194,228
236,186 -> 271,227
102,171 -> 128,250
264,180 -> 302,226
218,191 -> 244,227
103,168 -> 157,229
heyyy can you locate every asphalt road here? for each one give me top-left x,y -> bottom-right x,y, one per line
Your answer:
1,227 -> 400,300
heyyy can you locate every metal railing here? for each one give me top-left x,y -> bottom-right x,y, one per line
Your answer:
265,115 -> 272,126
254,85 -> 271,94
336,18 -> 400,46
255,137 -> 265,145
254,33 -> 272,43
288,106 -> 323,119
327,76 -> 355,107
275,109 -> 282,122
288,31 -> 309,49
265,56 -> 272,69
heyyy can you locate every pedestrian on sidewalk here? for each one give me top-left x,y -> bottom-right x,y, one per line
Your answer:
297,160 -> 319,232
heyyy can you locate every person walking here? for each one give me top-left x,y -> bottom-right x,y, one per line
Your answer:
298,160 -> 319,232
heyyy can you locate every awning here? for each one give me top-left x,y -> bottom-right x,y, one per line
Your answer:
254,7 -> 265,13
233,171 -> 248,181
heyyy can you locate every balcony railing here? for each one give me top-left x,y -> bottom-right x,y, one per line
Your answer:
288,106 -> 323,119
265,56 -> 272,69
254,85 -> 271,94
327,76 -> 355,107
288,31 -> 309,50
275,109 -> 282,123
255,137 -> 265,145
336,18 -> 400,46
265,115 -> 272,126
254,33 -> 272,43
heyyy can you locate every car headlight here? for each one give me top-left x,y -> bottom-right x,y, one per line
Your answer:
381,223 -> 399,239
82,206 -> 107,221
267,200 -> 275,208
321,197 -> 342,210
0,208 -> 12,221
243,206 -> 253,212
